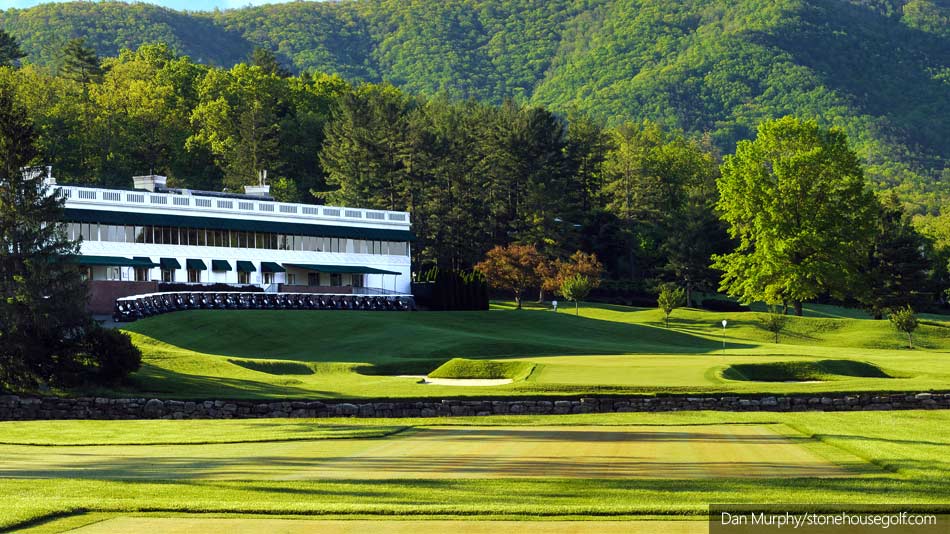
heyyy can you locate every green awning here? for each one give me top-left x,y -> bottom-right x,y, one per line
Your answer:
260,261 -> 286,273
64,208 -> 415,241
236,261 -> 256,272
284,264 -> 401,276
132,257 -> 160,268
211,260 -> 232,272
160,258 -> 181,270
75,256 -> 157,267
186,259 -> 207,271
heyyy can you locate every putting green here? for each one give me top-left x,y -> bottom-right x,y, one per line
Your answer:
0,425 -> 861,480
66,518 -> 705,533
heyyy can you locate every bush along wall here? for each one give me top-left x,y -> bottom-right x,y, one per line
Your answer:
412,268 -> 489,311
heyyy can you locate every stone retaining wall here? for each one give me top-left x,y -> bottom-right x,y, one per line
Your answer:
0,392 -> 948,420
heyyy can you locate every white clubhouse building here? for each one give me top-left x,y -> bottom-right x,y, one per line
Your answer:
56,174 -> 412,310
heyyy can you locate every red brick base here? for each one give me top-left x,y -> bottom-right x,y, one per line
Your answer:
87,280 -> 159,314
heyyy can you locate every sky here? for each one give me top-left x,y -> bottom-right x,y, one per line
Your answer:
2,0 -> 297,11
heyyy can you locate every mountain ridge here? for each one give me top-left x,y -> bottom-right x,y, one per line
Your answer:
2,0 -> 948,201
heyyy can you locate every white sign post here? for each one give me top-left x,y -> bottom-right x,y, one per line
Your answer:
552,300 -> 558,312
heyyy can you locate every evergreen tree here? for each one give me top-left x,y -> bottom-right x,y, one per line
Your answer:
0,83 -> 93,389
250,46 -> 292,78
61,38 -> 103,86
0,29 -> 25,68
860,192 -> 933,318
320,84 -> 412,209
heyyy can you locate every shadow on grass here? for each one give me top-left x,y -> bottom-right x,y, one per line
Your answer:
0,455 -> 860,480
126,364 -> 340,400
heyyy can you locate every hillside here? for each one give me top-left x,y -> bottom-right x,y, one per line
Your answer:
1,0 -> 949,194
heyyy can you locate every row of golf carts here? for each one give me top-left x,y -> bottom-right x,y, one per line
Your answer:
113,291 -> 415,322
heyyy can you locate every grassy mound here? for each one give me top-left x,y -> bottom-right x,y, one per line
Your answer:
227,359 -> 314,375
722,360 -> 892,382
428,358 -> 535,380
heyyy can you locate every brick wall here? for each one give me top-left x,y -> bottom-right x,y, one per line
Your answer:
87,281 -> 159,314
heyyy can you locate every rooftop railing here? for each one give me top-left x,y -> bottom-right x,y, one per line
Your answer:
58,185 -> 411,226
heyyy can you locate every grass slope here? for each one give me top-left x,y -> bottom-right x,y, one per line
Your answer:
106,303 -> 950,399
722,360 -> 891,382
428,359 -> 535,380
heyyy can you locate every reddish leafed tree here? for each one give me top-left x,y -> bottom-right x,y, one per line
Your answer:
539,251 -> 605,297
475,244 -> 544,309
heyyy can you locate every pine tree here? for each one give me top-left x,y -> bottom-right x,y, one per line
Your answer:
61,37 -> 103,86
860,192 -> 933,319
250,46 -> 292,78
0,29 -> 25,68
0,82 -> 94,389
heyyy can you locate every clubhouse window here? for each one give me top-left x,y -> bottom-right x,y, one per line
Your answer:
66,222 -> 409,256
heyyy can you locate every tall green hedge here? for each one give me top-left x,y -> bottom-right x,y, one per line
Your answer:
413,267 -> 489,311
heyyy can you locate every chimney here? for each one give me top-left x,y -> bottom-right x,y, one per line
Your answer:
133,175 -> 167,192
43,166 -> 56,186
244,184 -> 271,197
244,169 -> 270,197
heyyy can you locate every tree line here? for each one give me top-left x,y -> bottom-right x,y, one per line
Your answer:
3,0 -> 948,214
0,34 -> 947,318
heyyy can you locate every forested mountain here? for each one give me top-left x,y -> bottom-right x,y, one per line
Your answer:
2,0 -> 949,311
1,0 -> 949,208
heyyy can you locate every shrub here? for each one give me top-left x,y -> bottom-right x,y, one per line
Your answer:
84,327 -> 142,383
657,284 -> 686,327
889,305 -> 919,349
758,306 -> 789,343
412,267 -> 489,311
560,274 -> 592,315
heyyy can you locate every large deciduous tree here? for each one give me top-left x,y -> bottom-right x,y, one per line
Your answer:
712,116 -> 877,316
539,250 -> 604,299
188,64 -> 284,192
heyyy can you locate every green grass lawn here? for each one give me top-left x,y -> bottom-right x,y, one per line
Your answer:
1,410 -> 948,532
100,303 -> 950,399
